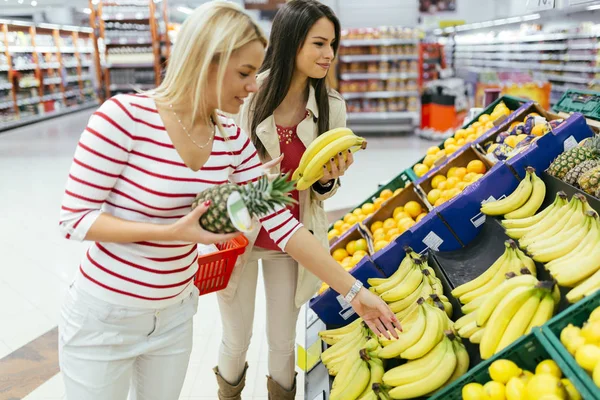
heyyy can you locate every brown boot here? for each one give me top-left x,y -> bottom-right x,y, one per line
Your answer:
213,363 -> 248,400
267,373 -> 297,400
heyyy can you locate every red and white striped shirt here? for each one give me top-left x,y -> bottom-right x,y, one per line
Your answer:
59,94 -> 302,308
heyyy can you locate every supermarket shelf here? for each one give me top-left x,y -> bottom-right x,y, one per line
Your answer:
105,38 -> 153,45
65,90 -> 79,98
339,54 -> 418,62
60,47 -> 77,53
455,43 -> 569,51
340,72 -> 418,80
107,62 -> 154,68
109,83 -> 154,91
102,13 -> 151,21
0,83 -> 12,90
454,59 -> 600,73
40,62 -> 61,69
342,91 -> 419,100
0,101 -> 14,110
8,46 -> 35,53
41,92 -> 63,101
19,82 -> 40,89
65,76 -> 80,83
538,74 -> 593,84
63,62 -> 79,68
0,65 -> 8,72
81,74 -> 92,81
454,52 -> 598,62
340,38 -> 418,47
12,64 -> 37,71
0,101 -> 98,133
347,111 -> 419,121
16,97 -> 41,106
349,123 -> 415,133
454,31 -> 600,45
36,46 -> 58,53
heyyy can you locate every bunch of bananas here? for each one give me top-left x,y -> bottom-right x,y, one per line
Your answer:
462,359 -> 582,400
481,167 -> 546,218
560,305 -> 600,388
371,331 -> 469,399
367,247 -> 454,318
501,189 -> 600,303
292,127 -> 367,191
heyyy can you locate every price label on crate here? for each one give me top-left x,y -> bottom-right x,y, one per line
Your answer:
564,135 -> 578,152
526,0 -> 555,11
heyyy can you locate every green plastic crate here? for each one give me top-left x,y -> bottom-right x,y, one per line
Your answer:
429,329 -> 596,400
541,290 -> 600,398
553,89 -> 600,121
405,95 -> 530,182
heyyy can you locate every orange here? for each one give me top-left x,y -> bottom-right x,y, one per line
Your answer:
371,221 -> 383,232
379,189 -> 393,200
444,137 -> 457,147
361,203 -> 375,215
456,138 -> 466,147
357,214 -> 367,222
345,215 -> 358,226
467,159 -> 487,174
343,213 -> 355,223
373,230 -> 387,242
445,145 -> 458,155
437,181 -> 448,191
333,220 -> 344,231
374,240 -> 389,252
471,121 -> 482,130
354,239 -> 368,253
453,167 -> 468,181
404,201 -> 423,218
389,233 -> 402,241
416,212 -> 427,222
353,250 -> 368,259
434,151 -> 446,162
341,257 -> 353,269
466,134 -> 477,143
328,229 -> 340,240
332,248 -> 349,261
383,218 -> 397,231
374,197 -> 385,210
393,188 -> 403,196
413,163 -> 429,178
340,223 -> 351,233
423,154 -> 437,168
457,181 -> 469,191
392,206 -> 405,218
473,173 -> 484,182
386,228 -> 401,240
466,126 -> 476,136
446,167 -> 459,178
454,129 -> 468,140
445,177 -> 460,189
400,219 -> 416,231
345,240 -> 356,255
427,189 -> 442,205
372,228 -> 386,239
394,211 -> 411,222
426,146 -> 440,155
431,175 -> 447,189
446,188 -> 461,199
352,208 -> 363,217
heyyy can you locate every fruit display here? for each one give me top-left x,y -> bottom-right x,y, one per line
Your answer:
423,159 -> 488,208
560,304 -> 600,389
192,174 -> 295,233
481,167 -> 546,218
328,187 -> 403,241
462,358 -> 582,400
482,113 -> 565,162
412,101 -> 510,178
319,236 -> 372,295
366,199 -> 428,252
547,136 -> 600,181
293,127 -> 367,191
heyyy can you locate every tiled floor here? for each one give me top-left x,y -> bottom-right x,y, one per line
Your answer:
0,109 -> 432,399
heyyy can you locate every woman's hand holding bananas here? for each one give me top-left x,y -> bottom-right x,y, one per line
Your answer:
318,150 -> 354,185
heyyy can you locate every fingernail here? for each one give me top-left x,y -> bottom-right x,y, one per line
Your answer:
330,158 -> 334,162
338,152 -> 342,156
204,200 -> 211,206
348,149 -> 351,153
323,165 -> 326,169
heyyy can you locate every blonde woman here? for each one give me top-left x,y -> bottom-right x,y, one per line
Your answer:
215,1 -> 353,399
57,2 -> 399,399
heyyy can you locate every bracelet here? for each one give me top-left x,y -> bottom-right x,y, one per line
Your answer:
344,280 -> 363,303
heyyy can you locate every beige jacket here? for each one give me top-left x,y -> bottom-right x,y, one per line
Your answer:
219,73 -> 347,308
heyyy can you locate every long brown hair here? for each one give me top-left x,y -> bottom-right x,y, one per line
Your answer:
248,0 -> 341,159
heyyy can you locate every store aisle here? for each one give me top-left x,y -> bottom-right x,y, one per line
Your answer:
0,108 -> 431,399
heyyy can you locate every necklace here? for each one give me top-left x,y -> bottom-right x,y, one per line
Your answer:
169,104 -> 215,149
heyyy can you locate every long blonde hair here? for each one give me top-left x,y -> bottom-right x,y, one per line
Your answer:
152,1 -> 267,132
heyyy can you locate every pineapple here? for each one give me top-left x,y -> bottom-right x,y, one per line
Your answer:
578,165 -> 600,196
191,174 -> 296,233
595,186 -> 600,199
547,136 -> 600,180
563,160 -> 600,186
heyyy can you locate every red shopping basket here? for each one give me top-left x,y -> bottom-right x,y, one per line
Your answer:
194,235 -> 249,296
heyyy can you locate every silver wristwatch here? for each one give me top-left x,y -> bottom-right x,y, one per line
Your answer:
344,280 -> 363,303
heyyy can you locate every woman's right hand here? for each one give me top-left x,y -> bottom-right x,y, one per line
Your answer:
350,287 -> 402,339
168,200 -> 241,244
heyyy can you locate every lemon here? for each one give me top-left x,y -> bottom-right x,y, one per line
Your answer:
427,189 -> 442,205
361,203 -> 375,215
489,359 -> 523,384
341,257 -> 353,269
333,220 -> 344,231
346,240 -> 357,256
392,206 -> 405,218
520,370 -> 534,383
393,211 -> 411,222
352,208 -> 363,217
379,189 -> 393,200
589,306 -> 600,322
416,212 -> 427,223
431,174 -> 447,189
393,188 -> 403,196
575,344 -> 600,371
483,380 -> 506,400
446,166 -> 459,178
332,248 -> 349,262
383,218 -> 396,230
426,145 -> 441,155
386,228 -> 401,240
374,240 -> 388,252
561,378 -> 581,400
354,239 -> 368,253
445,177 -> 460,189
404,201 -> 423,218
345,215 -> 358,225
462,382 -> 485,400
371,221 -> 383,233
413,163 -> 429,177
327,229 -> 340,241
505,376 -> 526,400
581,320 -> 600,344
423,154 -> 437,167
535,360 -> 562,379
560,324 -> 586,355
526,373 -> 566,399
351,252 -> 366,265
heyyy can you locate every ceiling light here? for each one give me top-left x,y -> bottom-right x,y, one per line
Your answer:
31,0 -> 37,5
587,4 -> 600,10
176,6 -> 193,15
17,0 -> 23,3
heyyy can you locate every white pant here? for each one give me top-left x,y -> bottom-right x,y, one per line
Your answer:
217,248 -> 301,390
58,281 -> 199,400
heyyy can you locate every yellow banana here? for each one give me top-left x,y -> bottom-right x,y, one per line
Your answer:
514,247 -> 537,276
319,318 -> 363,345
546,216 -> 600,271
373,254 -> 416,294
292,127 -> 354,181
469,328 -> 485,344
401,302 -> 444,359
330,353 -> 371,400
524,292 -> 555,334
388,279 -> 430,313
451,243 -> 511,298
458,321 -> 483,339
495,290 -> 543,353
553,244 -> 600,287
330,351 -> 366,399
501,191 -> 567,229
529,213 -> 592,263
455,311 -> 478,331
567,265 -> 600,303
357,357 -> 385,400
322,329 -> 366,367
480,286 -> 537,359
504,168 -> 546,219
481,170 -> 533,216
377,302 -> 426,359
442,340 -> 470,387
518,196 -> 578,248
461,294 -> 489,314
296,134 -> 367,190
381,267 -> 424,303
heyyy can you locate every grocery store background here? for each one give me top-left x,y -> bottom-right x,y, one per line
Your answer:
1,0 -> 600,399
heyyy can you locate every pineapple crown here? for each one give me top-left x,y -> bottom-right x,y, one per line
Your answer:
239,173 -> 297,217
582,135 -> 600,152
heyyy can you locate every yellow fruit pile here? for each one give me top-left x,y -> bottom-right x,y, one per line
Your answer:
560,305 -> 600,388
462,359 -> 582,400
412,102 -> 510,178
328,187 -> 403,241
369,201 -> 427,252
426,160 -> 488,208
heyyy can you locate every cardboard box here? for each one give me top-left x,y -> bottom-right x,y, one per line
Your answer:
308,257 -> 385,326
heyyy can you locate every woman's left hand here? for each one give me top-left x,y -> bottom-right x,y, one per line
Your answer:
350,287 -> 402,339
319,150 -> 354,184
